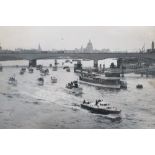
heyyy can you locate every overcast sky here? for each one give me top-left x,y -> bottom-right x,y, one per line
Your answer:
0,26 -> 155,51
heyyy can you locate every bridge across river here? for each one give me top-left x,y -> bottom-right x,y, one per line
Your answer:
0,50 -> 155,67
105,66 -> 155,75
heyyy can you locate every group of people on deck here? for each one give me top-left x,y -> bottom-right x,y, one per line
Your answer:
67,81 -> 79,89
83,99 -> 103,106
83,100 -> 90,104
9,77 -> 16,81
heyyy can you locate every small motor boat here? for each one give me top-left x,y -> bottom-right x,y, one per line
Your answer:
66,67 -> 70,72
37,77 -> 44,85
21,67 -> 26,72
51,76 -> 57,83
45,68 -> 49,74
136,84 -> 143,89
28,68 -> 33,73
20,67 -> 26,75
52,66 -> 57,71
66,81 -> 83,95
19,68 -> 26,75
81,100 -> 121,115
40,68 -> 49,76
8,76 -> 17,86
36,65 -> 43,70
120,80 -> 127,89
63,66 -> 69,70
20,70 -> 25,75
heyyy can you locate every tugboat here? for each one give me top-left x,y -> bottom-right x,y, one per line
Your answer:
81,100 -> 121,115
65,81 -> 83,95
37,77 -> 44,85
51,76 -> 57,83
136,84 -> 143,89
8,75 -> 17,86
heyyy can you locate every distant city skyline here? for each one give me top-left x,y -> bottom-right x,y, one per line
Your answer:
0,26 -> 155,51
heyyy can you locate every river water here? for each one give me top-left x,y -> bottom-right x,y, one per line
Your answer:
0,59 -> 155,129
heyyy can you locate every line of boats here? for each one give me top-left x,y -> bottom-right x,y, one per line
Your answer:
5,65 -> 144,117
8,66 -> 59,86
7,76 -> 121,116
37,76 -> 58,86
7,67 -> 127,116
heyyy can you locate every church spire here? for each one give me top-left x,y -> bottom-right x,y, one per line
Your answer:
38,43 -> 42,51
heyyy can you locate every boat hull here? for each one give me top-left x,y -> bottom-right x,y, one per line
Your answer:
51,79 -> 57,83
65,87 -> 83,95
79,80 -> 121,89
8,81 -> 17,86
81,104 -> 121,115
38,81 -> 44,86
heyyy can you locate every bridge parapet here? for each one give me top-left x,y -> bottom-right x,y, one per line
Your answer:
0,51 -> 155,61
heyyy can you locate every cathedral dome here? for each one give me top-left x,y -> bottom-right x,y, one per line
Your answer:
86,40 -> 93,52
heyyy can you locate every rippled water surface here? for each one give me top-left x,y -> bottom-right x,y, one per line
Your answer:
0,59 -> 155,128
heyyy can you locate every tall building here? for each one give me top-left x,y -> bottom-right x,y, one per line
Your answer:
147,41 -> 155,53
85,40 -> 93,52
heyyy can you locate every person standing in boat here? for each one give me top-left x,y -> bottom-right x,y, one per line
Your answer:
96,100 -> 98,106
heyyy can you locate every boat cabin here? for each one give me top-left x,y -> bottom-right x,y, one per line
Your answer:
80,72 -> 121,86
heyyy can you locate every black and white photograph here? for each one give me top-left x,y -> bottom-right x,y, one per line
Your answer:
1,1 -> 155,155
0,26 -> 155,129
